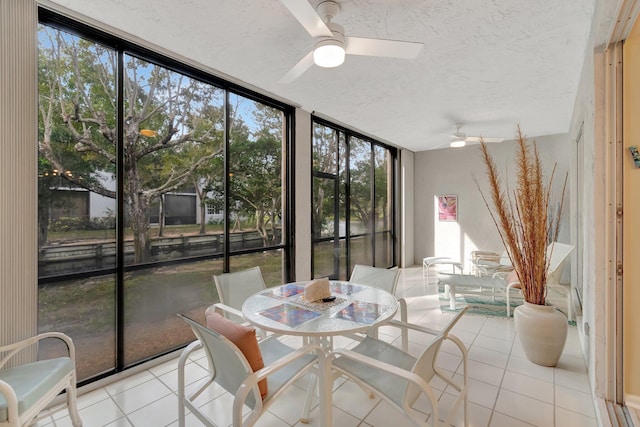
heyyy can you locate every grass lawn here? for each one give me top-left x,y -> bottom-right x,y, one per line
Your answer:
38,250 -> 286,380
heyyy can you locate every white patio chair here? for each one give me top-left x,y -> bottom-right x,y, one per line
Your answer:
211,266 -> 268,337
469,250 -> 500,276
331,306 -> 469,427
349,265 -> 409,349
350,264 -> 401,294
177,314 -> 320,427
474,250 -> 512,277
300,266 -> 404,422
0,332 -> 82,427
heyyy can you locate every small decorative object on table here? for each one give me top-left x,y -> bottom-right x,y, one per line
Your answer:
304,277 -> 331,302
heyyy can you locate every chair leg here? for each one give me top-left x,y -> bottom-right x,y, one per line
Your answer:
400,298 -> 409,352
506,283 -> 520,317
178,364 -> 186,427
449,285 -> 456,310
66,375 -> 83,427
300,374 -> 316,424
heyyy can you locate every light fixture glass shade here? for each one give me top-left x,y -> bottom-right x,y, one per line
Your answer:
313,39 -> 345,68
450,139 -> 466,148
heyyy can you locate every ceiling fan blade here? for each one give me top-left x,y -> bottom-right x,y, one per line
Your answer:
278,51 -> 315,84
345,37 -> 423,58
466,136 -> 504,143
280,0 -> 333,38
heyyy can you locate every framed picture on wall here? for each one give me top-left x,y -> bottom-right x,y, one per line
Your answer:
438,195 -> 457,221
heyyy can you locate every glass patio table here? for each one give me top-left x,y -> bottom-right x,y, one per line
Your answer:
242,280 -> 398,427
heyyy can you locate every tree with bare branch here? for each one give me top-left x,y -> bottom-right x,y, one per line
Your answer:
38,27 -> 224,262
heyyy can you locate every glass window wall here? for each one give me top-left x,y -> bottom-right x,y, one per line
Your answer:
311,119 -> 396,280
37,14 -> 290,383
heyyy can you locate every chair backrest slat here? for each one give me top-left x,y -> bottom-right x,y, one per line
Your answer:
214,266 -> 267,311
349,265 -> 400,295
546,242 -> 575,284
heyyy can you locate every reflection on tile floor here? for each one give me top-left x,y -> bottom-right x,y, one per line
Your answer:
36,268 -> 598,427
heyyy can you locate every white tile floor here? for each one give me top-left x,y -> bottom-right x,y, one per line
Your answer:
35,268 -> 598,427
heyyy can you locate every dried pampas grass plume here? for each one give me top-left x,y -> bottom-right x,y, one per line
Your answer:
476,125 -> 567,305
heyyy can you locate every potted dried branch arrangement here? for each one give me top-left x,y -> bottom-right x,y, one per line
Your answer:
477,125 -> 568,366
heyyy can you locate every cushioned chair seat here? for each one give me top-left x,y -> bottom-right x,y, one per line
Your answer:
0,358 -> 73,422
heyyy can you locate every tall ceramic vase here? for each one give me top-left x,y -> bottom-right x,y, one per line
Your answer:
513,301 -> 568,367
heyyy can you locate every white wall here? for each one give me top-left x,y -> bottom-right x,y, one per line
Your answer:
568,0 -> 625,406
570,48 -> 607,401
294,108 -> 312,281
413,134 -> 571,273
88,171 -> 116,218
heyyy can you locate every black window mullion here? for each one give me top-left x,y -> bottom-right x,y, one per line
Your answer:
369,143 -> 376,266
345,133 -> 351,276
223,90 -> 230,273
285,108 -> 295,282
115,49 -> 125,372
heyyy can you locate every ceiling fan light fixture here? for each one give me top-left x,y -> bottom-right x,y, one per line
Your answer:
450,139 -> 466,148
313,38 -> 345,68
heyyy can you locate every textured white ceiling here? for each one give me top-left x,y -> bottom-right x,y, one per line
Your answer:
45,0 -> 596,152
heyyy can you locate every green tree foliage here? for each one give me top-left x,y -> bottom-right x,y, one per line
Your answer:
311,126 -> 391,240
228,101 -> 283,244
38,26 -> 224,262
311,124 -> 339,239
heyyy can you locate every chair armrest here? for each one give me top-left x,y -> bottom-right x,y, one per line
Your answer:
177,340 -> 203,372
438,333 -> 468,393
207,303 -> 268,340
372,326 -> 468,375
207,303 -> 245,320
0,379 -> 20,423
252,342 -> 320,383
491,271 -> 516,285
0,332 -> 75,369
384,318 -> 442,337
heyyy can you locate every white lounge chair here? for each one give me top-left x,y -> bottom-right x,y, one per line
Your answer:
438,242 -> 575,319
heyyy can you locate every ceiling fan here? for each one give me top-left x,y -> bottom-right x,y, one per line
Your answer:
450,123 -> 504,148
278,0 -> 424,83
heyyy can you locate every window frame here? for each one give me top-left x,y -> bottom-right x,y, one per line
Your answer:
310,115 -> 398,279
37,7 -> 295,384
